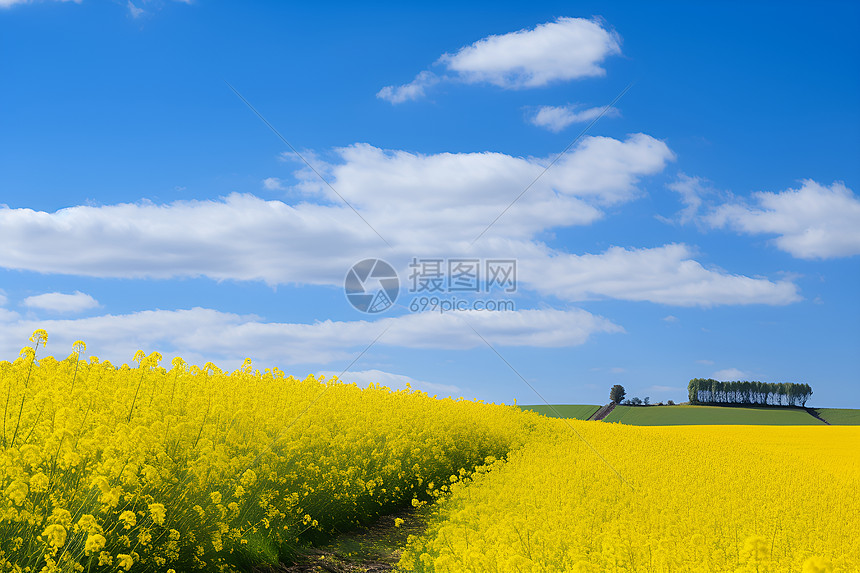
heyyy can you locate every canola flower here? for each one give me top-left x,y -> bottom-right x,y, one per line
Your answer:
2,330 -> 856,572
398,421 -> 860,572
0,331 -> 529,571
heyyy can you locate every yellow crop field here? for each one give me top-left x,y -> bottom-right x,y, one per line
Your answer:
2,331 -> 858,573
398,422 -> 860,573
0,332 -> 528,572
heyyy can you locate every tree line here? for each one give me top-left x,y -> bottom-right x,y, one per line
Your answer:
688,379 -> 812,407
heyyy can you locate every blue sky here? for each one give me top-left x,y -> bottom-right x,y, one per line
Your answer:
1,0 -> 858,408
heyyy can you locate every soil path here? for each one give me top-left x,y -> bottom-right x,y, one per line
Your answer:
259,506 -> 428,573
589,402 -> 617,421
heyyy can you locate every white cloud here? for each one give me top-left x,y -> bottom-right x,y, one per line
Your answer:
529,104 -> 620,132
0,291 -> 6,307
376,71 -> 440,104
0,135 -> 673,279
609,367 -> 626,374
0,307 -> 621,368
0,0 -> 187,9
662,315 -> 679,323
0,0 -> 80,8
22,291 -> 99,313
666,173 -> 712,224
262,177 -> 286,191
712,368 -> 749,381
441,17 -> 620,88
127,1 -> 143,17
378,17 -> 621,102
532,244 -> 800,306
709,180 -> 860,259
318,369 -> 462,397
0,136 -> 799,307
696,359 -> 714,365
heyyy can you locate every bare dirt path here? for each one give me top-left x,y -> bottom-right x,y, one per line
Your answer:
258,506 -> 428,573
588,402 -> 617,421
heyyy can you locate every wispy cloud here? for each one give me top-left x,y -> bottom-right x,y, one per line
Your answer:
262,177 -> 286,191
377,71 -> 440,104
664,173 -> 715,224
127,1 -> 144,18
0,0 -> 80,8
529,104 -> 620,132
712,368 -> 749,381
378,17 -> 621,103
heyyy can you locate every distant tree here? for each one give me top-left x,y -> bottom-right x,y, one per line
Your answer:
667,400 -> 675,406
801,383 -> 813,407
644,396 -> 650,406
630,397 -> 643,406
610,384 -> 626,404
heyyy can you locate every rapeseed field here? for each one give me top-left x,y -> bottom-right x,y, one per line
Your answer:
2,331 -> 857,572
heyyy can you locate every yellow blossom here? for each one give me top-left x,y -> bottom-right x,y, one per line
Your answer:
149,503 -> 166,526
116,554 -> 134,571
29,329 -> 48,346
118,510 -> 136,529
84,534 -> 106,555
41,524 -> 66,548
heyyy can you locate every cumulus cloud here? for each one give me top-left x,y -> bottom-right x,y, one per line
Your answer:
709,180 -> 860,259
22,291 -> 99,313
442,17 -> 620,87
378,17 -> 621,103
0,135 -> 800,306
529,104 -> 620,132
0,307 -> 622,368
531,244 -> 800,306
0,135 -> 672,279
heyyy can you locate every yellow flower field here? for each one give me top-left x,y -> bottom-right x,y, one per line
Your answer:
398,421 -> 860,573
0,332 -> 529,571
2,331 -> 857,572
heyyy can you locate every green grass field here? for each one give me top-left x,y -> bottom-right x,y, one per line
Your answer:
815,408 -> 860,425
517,404 -> 600,420
603,404 -> 824,425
